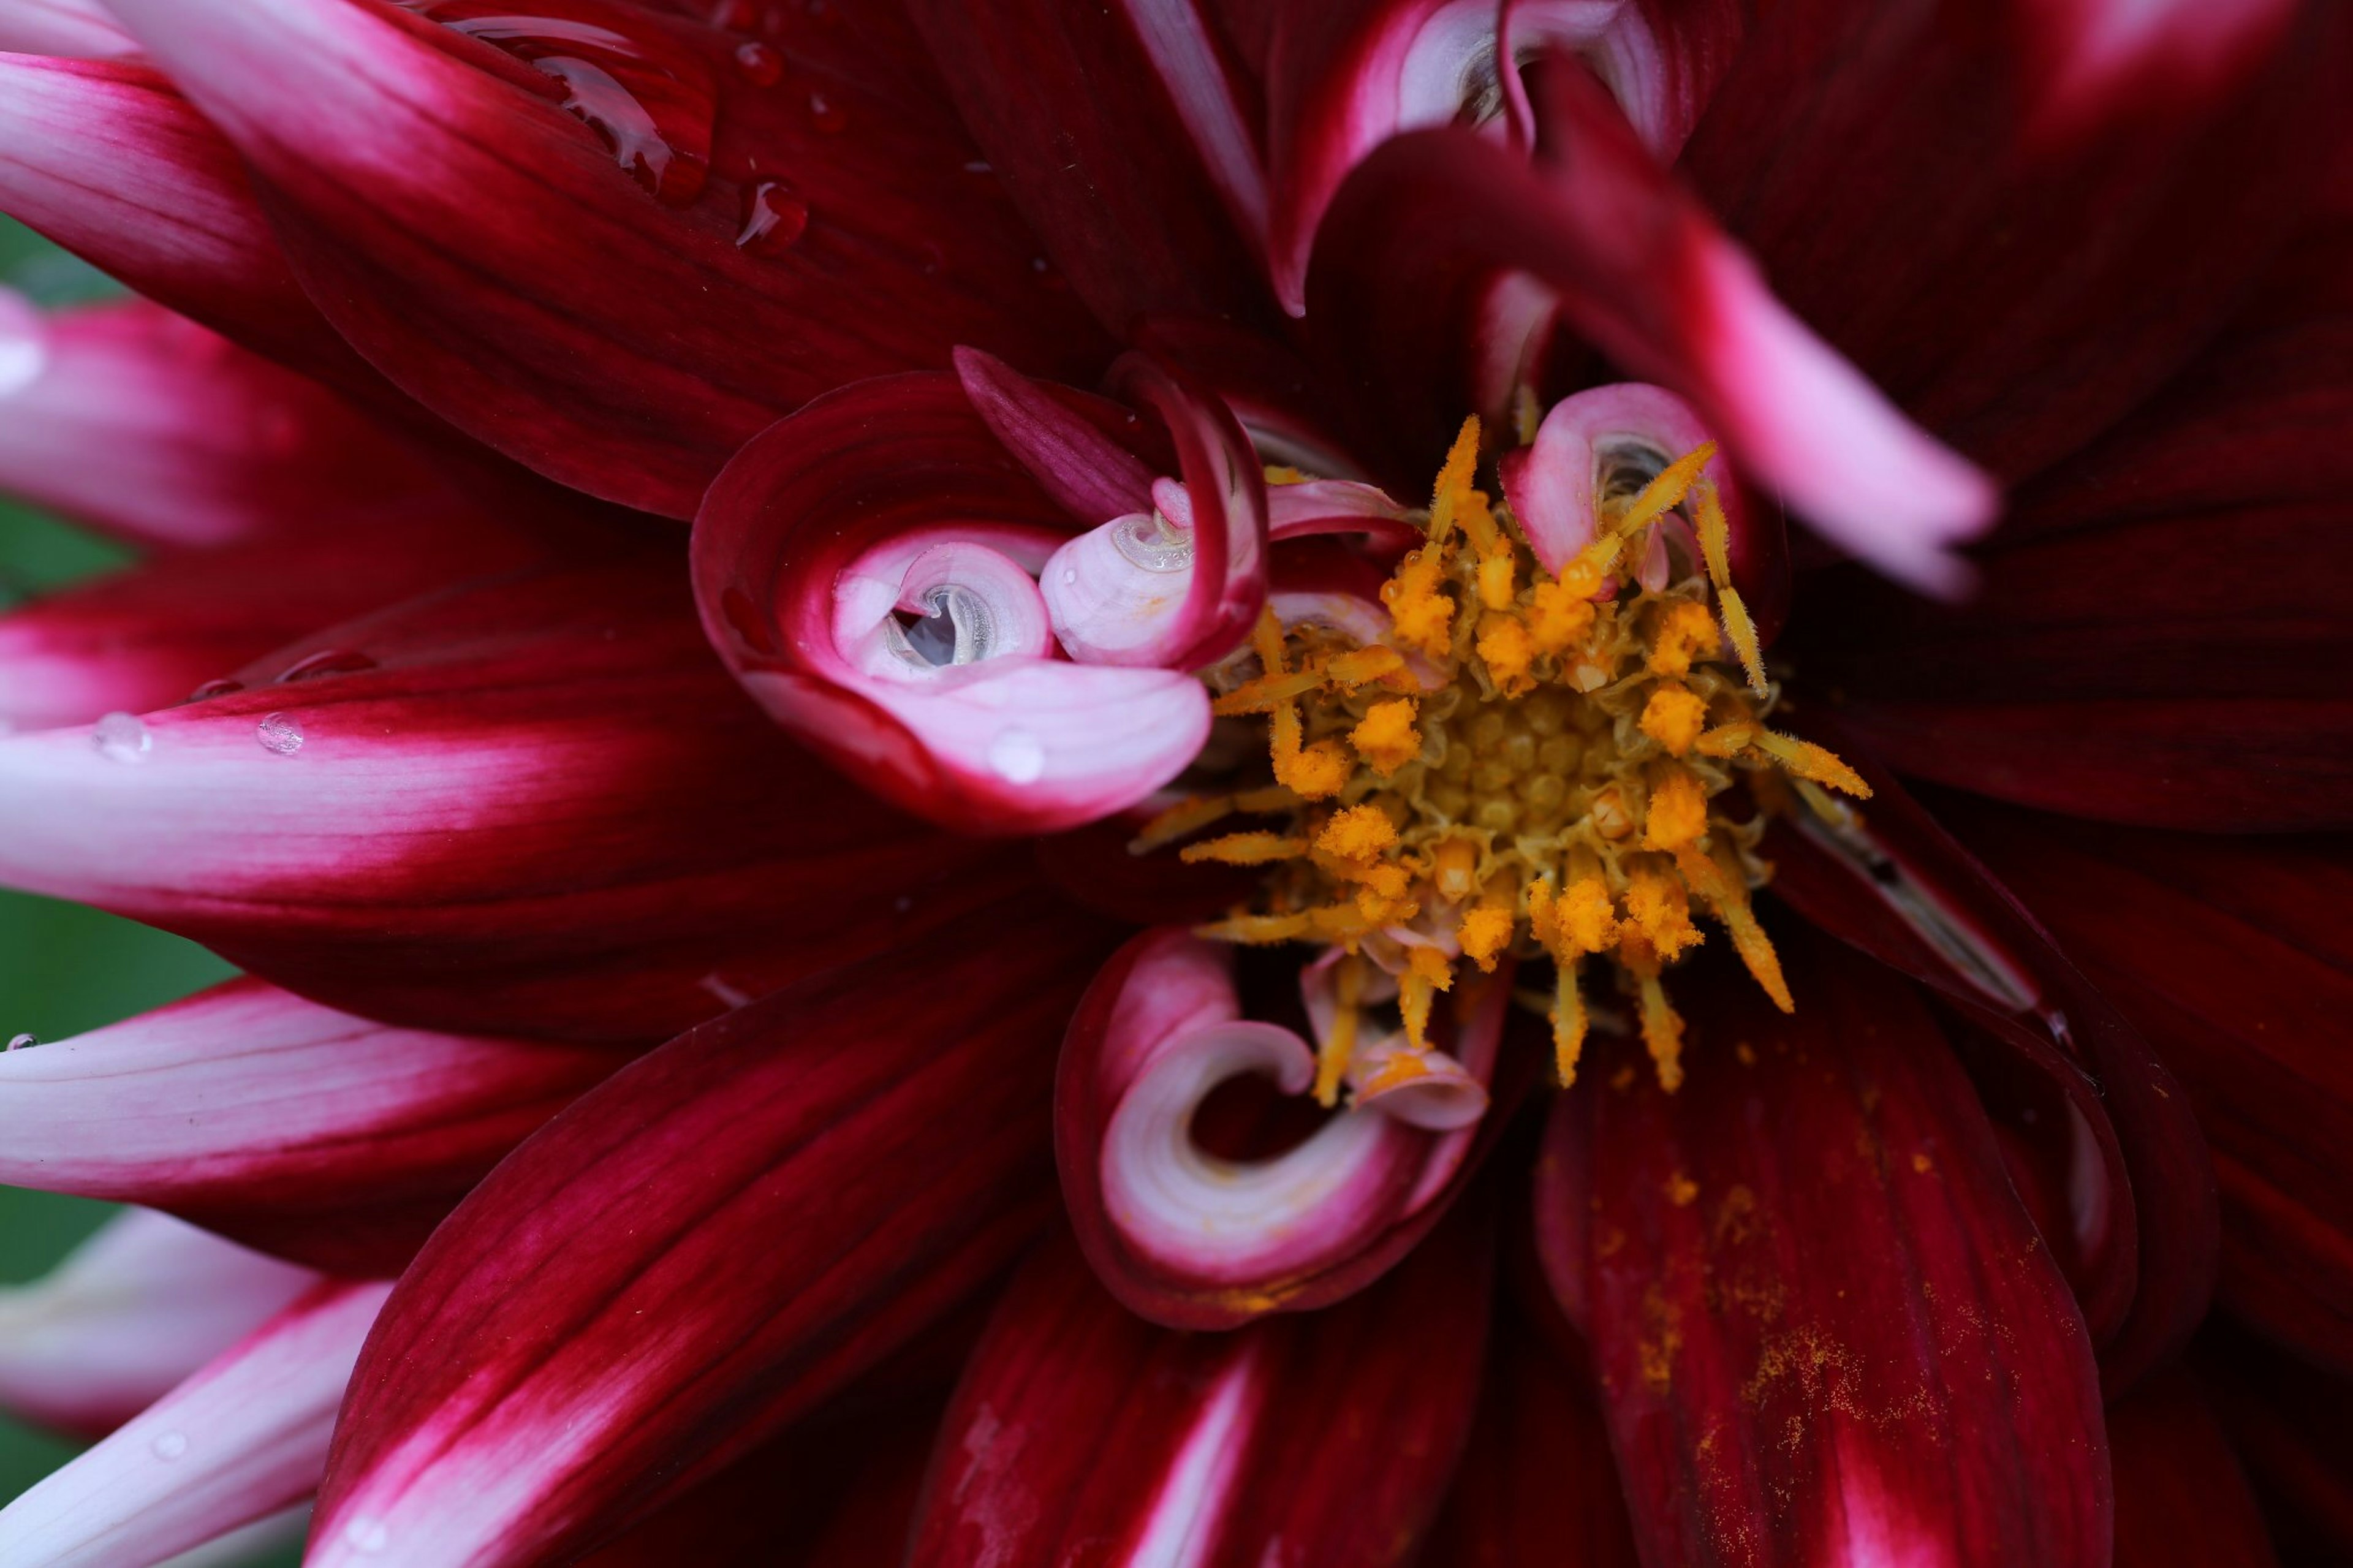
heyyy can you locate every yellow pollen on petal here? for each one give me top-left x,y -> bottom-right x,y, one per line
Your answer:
1182,427 -> 1865,1089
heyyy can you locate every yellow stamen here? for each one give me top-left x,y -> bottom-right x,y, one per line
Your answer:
1648,600 -> 1721,678
1625,869 -> 1702,960
1459,901 -> 1514,972
1264,464 -> 1308,485
1718,585 -> 1768,695
1128,794 -> 1233,855
1693,476 -> 1733,589
1179,831 -> 1306,866
1613,442 -> 1716,536
1316,803 -> 1396,862
1397,943 -> 1453,1049
1381,545 -> 1456,659
1642,767 -> 1710,853
1314,955 -> 1363,1107
1639,684 -> 1709,757
1552,962 -> 1588,1086
1634,966 -> 1686,1092
1475,610 -> 1538,697
1428,416 -> 1484,545
1348,697 -> 1421,777
1749,730 -> 1872,797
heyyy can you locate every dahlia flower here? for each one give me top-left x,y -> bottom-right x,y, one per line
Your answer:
0,0 -> 2345,1564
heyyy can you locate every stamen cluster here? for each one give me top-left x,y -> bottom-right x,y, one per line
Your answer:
1143,420 -> 1868,1095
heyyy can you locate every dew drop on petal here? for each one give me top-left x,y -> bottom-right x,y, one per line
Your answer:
708,0 -> 757,27
737,180 -> 810,256
988,729 -> 1045,784
808,91 -> 847,132
256,713 -> 305,756
343,1517 -> 392,1555
6,1034 -> 35,1051
188,678 -> 244,702
151,1431 -> 188,1461
732,39 -> 781,85
0,292 -> 47,398
276,648 -> 375,684
93,712 -> 150,763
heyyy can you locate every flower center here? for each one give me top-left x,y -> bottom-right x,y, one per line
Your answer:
1142,419 -> 1870,1097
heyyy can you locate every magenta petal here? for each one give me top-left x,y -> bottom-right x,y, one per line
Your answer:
1313,61 -> 1996,593
694,373 -> 1211,834
0,1 -> 137,58
1537,933 -> 2110,1568
105,0 -> 1106,517
909,1211 -> 1491,1567
0,559 -> 1031,1043
0,1210 -> 317,1440
0,53 -> 363,379
954,346 -> 1157,523
0,977 -> 620,1274
0,1280 -> 388,1568
1056,927 -> 1521,1328
309,903 -> 1110,1568
1763,722 -> 2218,1392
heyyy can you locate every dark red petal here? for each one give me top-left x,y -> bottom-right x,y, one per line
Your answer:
309,903 -> 1109,1568
0,558 -> 1031,1043
0,978 -> 619,1274
909,1209 -> 1490,1567
1420,1307 -> 1642,1568
2109,1365 -> 2279,1568
107,0 -> 1107,517
904,0 -> 1273,337
1762,719 -> 2219,1393
1680,0 -> 2338,481
0,53 -> 360,377
1536,933 -> 2111,1568
694,373 -> 1210,835
1310,62 -> 1994,594
1056,926 -> 1530,1328
1940,805 -> 2353,1377
2199,1324 -> 2353,1563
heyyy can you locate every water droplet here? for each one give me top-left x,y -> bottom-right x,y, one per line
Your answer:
963,160 -> 992,175
1061,567 -> 1077,585
275,648 -> 375,684
93,711 -> 150,763
188,678 -> 244,702
807,91 -> 847,132
0,290 -> 49,397
6,1034 -> 35,1051
732,39 -> 781,85
151,1430 -> 188,1460
708,0 -> 757,27
256,713 -> 305,756
343,1516 -> 392,1555
736,180 -> 809,256
988,729 -> 1045,785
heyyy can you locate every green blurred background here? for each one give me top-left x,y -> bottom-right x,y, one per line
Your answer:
0,221 -> 297,1564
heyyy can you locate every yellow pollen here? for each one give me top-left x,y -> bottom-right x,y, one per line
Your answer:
1186,428 -> 1859,1094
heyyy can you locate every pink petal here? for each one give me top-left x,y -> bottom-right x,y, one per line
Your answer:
1764,719 -> 2218,1393
694,373 -> 1212,834
0,1281 -> 388,1568
1537,930 -> 2111,1567
1057,927 -> 1520,1328
0,0 -> 137,58
309,903 -> 1112,1568
1311,61 -> 1996,594
1497,381 -> 1733,575
0,54 -> 361,380
104,0 -> 1107,517
905,0 -> 1272,335
0,296 -> 479,550
909,1210 -> 1491,1566
0,558 -> 1034,1043
0,1210 -> 316,1439
0,977 -> 619,1274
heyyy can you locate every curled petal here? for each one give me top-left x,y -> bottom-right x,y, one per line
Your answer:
695,373 -> 1213,834
1345,1036 -> 1490,1131
0,1281 -> 387,1568
0,297 -> 472,550
1764,718 -> 2218,1392
909,1210 -> 1491,1567
1264,477 -> 1419,550
0,559 -> 1031,1043
1058,927 -> 1517,1327
0,54 -> 361,379
954,345 -> 1156,523
310,903 -> 1110,1568
1536,932 -> 2111,1568
1313,62 -> 1996,593
0,1210 -> 316,1439
1497,381 -> 1740,577
0,978 -> 618,1274
105,0 -> 1105,515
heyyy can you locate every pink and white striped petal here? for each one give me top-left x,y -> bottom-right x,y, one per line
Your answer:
909,1210 -> 1491,1567
695,373 -> 1213,835
1058,928 -> 1514,1328
1497,381 -> 1727,574
0,1210 -> 317,1440
0,296 -> 471,550
308,903 -> 1112,1568
0,0 -> 136,58
0,559 -> 1031,1043
0,978 -> 619,1274
0,1281 -> 387,1568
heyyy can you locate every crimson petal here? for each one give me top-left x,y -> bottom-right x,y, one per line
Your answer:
909,1211 -> 1490,1567
106,0 -> 1107,517
0,559 -> 1031,1043
2109,1365 -> 2279,1568
0,977 -> 619,1274
1762,718 -> 2218,1392
309,903 -> 1109,1568
1536,934 -> 2110,1568
1940,805 -> 2353,1377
